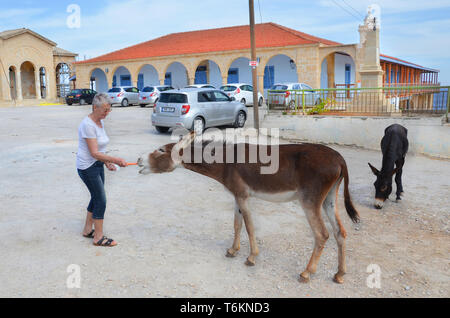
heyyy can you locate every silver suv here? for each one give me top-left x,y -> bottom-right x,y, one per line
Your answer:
107,86 -> 140,107
267,83 -> 322,109
139,85 -> 174,107
151,88 -> 248,134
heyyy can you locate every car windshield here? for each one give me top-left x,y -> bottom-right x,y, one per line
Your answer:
157,86 -> 172,92
159,93 -> 188,103
142,87 -> 154,92
220,85 -> 237,92
270,85 -> 288,90
108,88 -> 121,93
70,89 -> 82,94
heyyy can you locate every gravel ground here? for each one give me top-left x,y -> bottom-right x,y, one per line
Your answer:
0,105 -> 448,298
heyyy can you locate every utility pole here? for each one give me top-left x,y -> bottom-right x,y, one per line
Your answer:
249,0 -> 259,130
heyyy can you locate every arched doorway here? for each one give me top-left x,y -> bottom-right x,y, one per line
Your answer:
20,61 -> 36,99
165,62 -> 188,89
227,57 -> 251,84
194,60 -> 222,88
263,54 -> 298,90
9,66 -> 17,100
90,68 -> 108,93
137,64 -> 159,90
56,63 -> 71,98
112,66 -> 132,87
320,52 -> 356,89
39,67 -> 47,99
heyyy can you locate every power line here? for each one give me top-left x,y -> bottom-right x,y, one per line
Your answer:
331,0 -> 362,22
342,0 -> 365,19
257,0 -> 263,24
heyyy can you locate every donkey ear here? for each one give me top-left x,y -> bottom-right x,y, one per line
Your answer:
175,131 -> 196,150
368,163 -> 380,176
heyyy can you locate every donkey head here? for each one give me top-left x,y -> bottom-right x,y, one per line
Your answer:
138,131 -> 196,174
368,163 -> 399,209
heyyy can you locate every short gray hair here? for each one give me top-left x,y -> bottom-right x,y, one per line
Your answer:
92,93 -> 111,108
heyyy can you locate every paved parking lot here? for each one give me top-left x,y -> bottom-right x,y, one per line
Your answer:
0,105 -> 448,297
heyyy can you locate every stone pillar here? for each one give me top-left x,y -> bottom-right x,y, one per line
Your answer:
358,20 -> 383,88
159,77 -> 165,85
189,77 -> 195,85
326,54 -> 335,88
35,70 -> 42,100
221,75 -> 228,87
16,71 -> 23,101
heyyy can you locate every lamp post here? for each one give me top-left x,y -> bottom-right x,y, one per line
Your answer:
249,0 -> 259,131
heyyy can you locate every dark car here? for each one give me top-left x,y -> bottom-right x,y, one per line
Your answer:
66,89 -> 97,105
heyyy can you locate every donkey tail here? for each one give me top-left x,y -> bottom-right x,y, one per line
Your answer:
341,161 -> 360,223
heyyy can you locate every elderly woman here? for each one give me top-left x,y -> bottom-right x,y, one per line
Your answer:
77,93 -> 127,247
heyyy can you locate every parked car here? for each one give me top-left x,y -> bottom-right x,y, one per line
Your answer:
185,84 -> 216,89
66,89 -> 97,105
267,83 -> 322,109
151,88 -> 248,134
107,86 -> 140,107
220,83 -> 264,106
139,85 -> 174,107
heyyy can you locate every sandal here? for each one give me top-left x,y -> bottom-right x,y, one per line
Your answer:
83,230 -> 95,238
93,236 -> 117,247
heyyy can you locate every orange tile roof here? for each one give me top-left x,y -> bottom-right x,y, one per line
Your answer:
76,22 -> 341,64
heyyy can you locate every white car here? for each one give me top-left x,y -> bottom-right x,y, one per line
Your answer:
267,83 -> 322,109
220,83 -> 264,106
185,84 -> 216,89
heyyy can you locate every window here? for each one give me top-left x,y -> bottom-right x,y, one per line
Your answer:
112,76 -> 117,87
120,75 -> 131,86
213,91 -> 230,102
132,87 -> 139,93
108,88 -> 121,93
264,66 -> 274,89
301,84 -> 313,90
164,73 -> 172,86
137,74 -> 144,91
159,93 -> 188,103
198,92 -> 215,102
292,84 -> 300,90
227,68 -> 239,83
143,87 -> 154,92
270,85 -> 288,90
221,85 -> 238,92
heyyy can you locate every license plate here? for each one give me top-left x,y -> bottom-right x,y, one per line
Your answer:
68,96 -> 73,98
162,107 -> 175,113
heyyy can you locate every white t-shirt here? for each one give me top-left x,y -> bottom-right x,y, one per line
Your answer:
77,116 -> 110,170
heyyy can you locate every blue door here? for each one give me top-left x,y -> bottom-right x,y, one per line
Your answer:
137,74 -> 144,90
120,75 -> 131,86
164,72 -> 172,86
195,66 -> 207,84
345,64 -> 351,86
112,75 -> 117,87
264,66 -> 274,89
227,68 -> 239,84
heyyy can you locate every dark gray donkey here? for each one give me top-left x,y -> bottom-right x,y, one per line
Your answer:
368,124 -> 409,209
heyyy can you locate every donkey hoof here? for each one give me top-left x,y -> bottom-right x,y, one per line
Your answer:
245,258 -> 256,266
396,197 -> 402,201
226,249 -> 237,258
299,272 -> 310,284
333,274 -> 345,284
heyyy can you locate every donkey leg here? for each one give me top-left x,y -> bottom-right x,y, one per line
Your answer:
226,203 -> 243,258
395,159 -> 405,200
323,180 -> 347,284
299,201 -> 329,283
236,198 -> 259,266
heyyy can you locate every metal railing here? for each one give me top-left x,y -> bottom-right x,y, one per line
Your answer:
267,86 -> 449,119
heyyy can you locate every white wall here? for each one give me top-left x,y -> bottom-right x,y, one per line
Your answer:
321,59 -> 328,88
230,57 -> 252,84
140,64 -> 159,86
208,61 -> 222,88
167,62 -> 188,89
335,53 -> 355,86
92,68 -> 108,93
266,54 -> 298,84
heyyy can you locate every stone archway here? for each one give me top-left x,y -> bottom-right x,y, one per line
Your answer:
194,60 -> 222,88
164,62 -> 189,88
112,66 -> 132,87
56,63 -> 71,98
90,68 -> 108,93
320,51 -> 356,90
20,61 -> 36,99
136,64 -> 159,90
262,54 -> 298,89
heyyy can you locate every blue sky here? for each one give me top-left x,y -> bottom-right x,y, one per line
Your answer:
1,0 -> 449,84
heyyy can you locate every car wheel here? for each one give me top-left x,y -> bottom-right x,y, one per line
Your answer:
121,99 -> 129,107
140,104 -> 147,108
155,126 -> 170,133
258,97 -> 263,107
240,98 -> 246,106
67,102 -> 72,106
192,117 -> 205,135
234,111 -> 246,128
80,99 -> 86,105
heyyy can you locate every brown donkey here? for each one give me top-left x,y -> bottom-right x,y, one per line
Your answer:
138,132 -> 360,284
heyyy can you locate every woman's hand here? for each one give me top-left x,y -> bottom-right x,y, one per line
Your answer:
105,162 -> 117,171
114,158 -> 128,168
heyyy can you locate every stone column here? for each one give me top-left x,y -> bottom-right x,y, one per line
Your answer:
326,54 -> 335,88
16,71 -> 23,101
159,77 -> 165,85
221,75 -> 228,87
35,70 -> 42,100
358,23 -> 383,88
